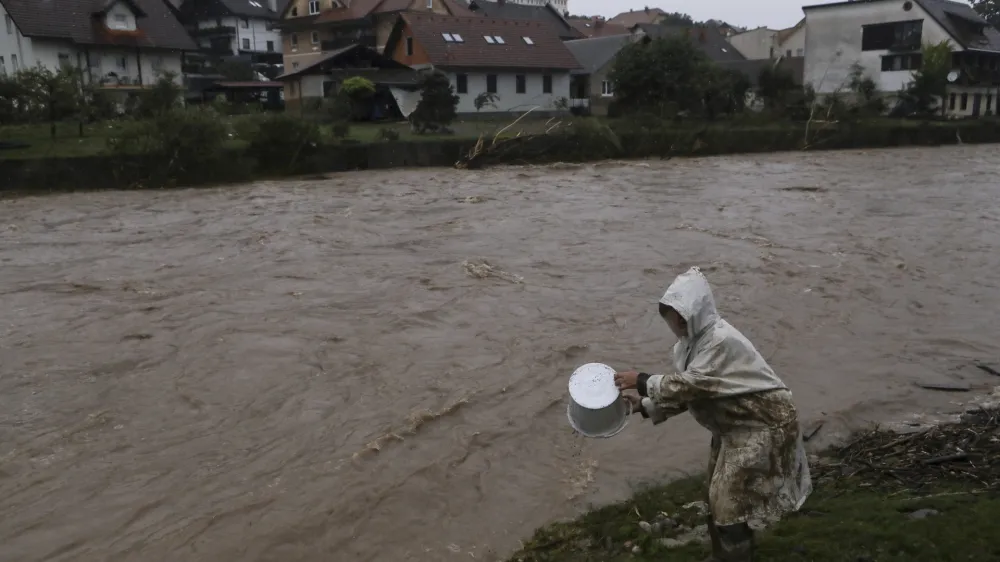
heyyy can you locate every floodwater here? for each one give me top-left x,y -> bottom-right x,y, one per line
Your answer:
2,145 -> 999,561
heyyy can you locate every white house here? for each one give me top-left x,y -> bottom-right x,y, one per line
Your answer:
803,0 -> 1000,117
179,0 -> 288,59
0,0 -> 194,88
728,20 -> 806,60
384,13 -> 579,115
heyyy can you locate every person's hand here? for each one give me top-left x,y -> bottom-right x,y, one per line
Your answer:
614,370 -> 639,390
622,393 -> 644,415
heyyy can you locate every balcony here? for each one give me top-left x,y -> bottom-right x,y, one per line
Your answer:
321,34 -> 376,51
193,25 -> 237,38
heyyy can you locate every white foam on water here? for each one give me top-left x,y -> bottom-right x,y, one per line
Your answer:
568,363 -> 619,410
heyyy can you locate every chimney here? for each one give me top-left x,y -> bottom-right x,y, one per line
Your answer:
644,6 -> 649,14
593,16 -> 603,28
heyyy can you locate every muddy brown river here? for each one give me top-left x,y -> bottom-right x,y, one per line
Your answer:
2,145 -> 999,561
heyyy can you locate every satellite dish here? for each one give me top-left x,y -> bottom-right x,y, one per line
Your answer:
947,70 -> 959,83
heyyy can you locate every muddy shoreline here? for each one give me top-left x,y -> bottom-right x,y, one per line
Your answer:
2,145 -> 999,561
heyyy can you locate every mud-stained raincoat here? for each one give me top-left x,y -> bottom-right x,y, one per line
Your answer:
640,267 -> 812,526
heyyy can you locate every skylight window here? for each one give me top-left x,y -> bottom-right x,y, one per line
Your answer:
249,0 -> 262,7
493,35 -> 505,44
443,33 -> 454,41
484,35 -> 495,44
451,33 -> 464,42
483,35 -> 505,44
522,36 -> 534,45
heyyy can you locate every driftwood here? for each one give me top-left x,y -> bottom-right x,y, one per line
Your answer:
813,408 -> 1000,491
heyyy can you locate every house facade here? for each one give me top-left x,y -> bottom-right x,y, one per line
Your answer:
803,0 -> 1000,117
0,0 -> 194,88
728,27 -> 780,60
179,0 -> 288,60
564,33 -> 630,115
384,13 -> 579,114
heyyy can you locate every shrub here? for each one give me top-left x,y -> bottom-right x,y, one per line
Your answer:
136,72 -> 183,118
331,121 -> 351,139
378,127 -> 400,142
410,71 -> 459,133
247,113 -> 322,172
106,106 -> 230,183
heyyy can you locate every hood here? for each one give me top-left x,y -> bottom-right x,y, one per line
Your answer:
659,267 -> 720,338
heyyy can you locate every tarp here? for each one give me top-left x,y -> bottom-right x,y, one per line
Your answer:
390,87 -> 421,118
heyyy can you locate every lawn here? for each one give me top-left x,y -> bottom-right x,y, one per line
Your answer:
510,408 -> 1000,562
0,114 -> 559,160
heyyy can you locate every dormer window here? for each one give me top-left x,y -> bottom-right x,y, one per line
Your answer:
308,0 -> 320,14
106,4 -> 136,32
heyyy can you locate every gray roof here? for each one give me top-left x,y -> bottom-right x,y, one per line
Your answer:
2,0 -> 196,50
564,33 -> 631,75
464,0 -> 582,39
631,23 -> 747,63
917,0 -> 1000,52
215,0 -> 290,19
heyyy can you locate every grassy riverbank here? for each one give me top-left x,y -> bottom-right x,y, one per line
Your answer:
510,408 -> 1000,562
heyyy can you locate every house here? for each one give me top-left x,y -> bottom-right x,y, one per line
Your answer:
384,13 -> 580,114
630,24 -> 747,64
776,18 -> 805,58
276,43 -> 419,114
728,27 -> 781,60
464,0 -> 582,41
178,0 -> 289,62
728,20 -> 805,60
472,0 -> 568,14
277,0 -> 471,74
568,16 -> 629,38
565,33 -> 630,115
608,7 -> 667,28
0,0 -> 194,90
803,0 -> 1000,117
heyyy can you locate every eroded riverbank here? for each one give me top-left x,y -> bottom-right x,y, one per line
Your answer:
2,145 -> 999,561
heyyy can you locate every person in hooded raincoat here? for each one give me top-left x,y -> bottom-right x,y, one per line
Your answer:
614,267 -> 811,562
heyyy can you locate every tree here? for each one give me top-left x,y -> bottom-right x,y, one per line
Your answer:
340,76 -> 376,119
658,12 -> 695,25
137,71 -> 183,118
14,65 -> 84,137
903,41 -> 952,116
971,0 -> 1000,26
474,91 -> 499,112
609,35 -> 717,117
410,71 -> 459,133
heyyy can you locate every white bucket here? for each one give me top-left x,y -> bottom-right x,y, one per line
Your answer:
567,362 -> 630,438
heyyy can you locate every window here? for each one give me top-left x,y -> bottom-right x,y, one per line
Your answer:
292,61 -> 300,69
308,1 -> 320,15
0,56 -> 5,76
451,33 -> 463,42
988,94 -> 994,112
291,33 -> 298,48
242,38 -> 251,49
291,6 -> 298,15
949,93 -> 956,110
443,33 -> 454,41
796,48 -> 803,56
240,18 -> 249,28
267,40 -> 275,52
4,14 -> 11,35
113,14 -> 128,26
486,73 -> 497,93
601,80 -> 613,96
405,36 -> 413,55
523,36 -> 534,45
786,49 -> 791,57
542,74 -> 552,94
484,35 -> 495,44
117,56 -> 127,71
456,73 -> 468,94
493,35 -> 505,44
515,74 -> 526,94
427,0 -> 433,7
861,20 -> 922,51
960,92 -> 968,110
58,53 -> 70,67
152,56 -> 163,71
881,53 -> 922,71
311,31 -> 319,44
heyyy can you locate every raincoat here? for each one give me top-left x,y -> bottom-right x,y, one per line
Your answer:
640,267 -> 812,526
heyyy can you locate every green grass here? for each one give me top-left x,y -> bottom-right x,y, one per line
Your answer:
0,115 -> 556,160
510,476 -> 1000,561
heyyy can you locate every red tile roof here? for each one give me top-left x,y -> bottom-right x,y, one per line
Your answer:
399,13 -> 580,70
569,18 -> 629,38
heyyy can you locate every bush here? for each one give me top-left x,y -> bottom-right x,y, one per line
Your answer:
136,72 -> 183,118
410,71 -> 459,133
378,127 -> 400,142
106,106 -> 230,183
331,121 -> 350,139
247,113 -> 322,172
340,76 -> 376,100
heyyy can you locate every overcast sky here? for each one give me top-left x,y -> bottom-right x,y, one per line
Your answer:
568,0 -> 974,31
